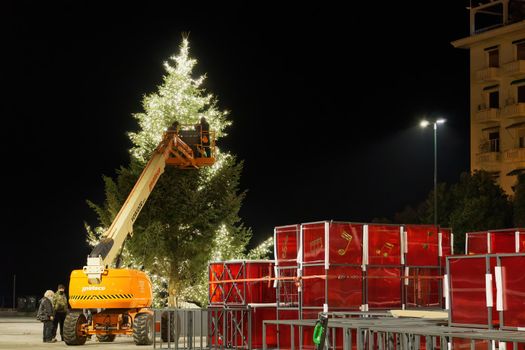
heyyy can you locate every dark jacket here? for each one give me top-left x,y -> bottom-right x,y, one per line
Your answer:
37,297 -> 54,321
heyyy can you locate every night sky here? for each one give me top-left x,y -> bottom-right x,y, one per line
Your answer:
1,2 -> 471,302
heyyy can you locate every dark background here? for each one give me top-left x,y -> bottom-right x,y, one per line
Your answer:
0,1 -> 471,302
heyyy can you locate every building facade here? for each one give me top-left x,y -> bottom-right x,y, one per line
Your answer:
453,0 -> 525,194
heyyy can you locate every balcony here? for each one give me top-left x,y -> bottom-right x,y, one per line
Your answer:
477,152 -> 501,164
474,106 -> 501,123
501,102 -> 525,118
502,147 -> 525,163
502,60 -> 525,77
474,67 -> 500,82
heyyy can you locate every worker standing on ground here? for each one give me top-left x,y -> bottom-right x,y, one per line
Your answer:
52,284 -> 68,341
36,290 -> 56,343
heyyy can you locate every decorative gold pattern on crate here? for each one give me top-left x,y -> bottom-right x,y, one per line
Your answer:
70,294 -> 134,300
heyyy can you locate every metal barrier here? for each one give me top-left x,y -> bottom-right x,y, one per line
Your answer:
153,308 -> 208,349
262,313 -> 525,350
153,307 -> 253,350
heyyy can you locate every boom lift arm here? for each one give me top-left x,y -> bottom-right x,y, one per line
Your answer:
84,128 -> 215,284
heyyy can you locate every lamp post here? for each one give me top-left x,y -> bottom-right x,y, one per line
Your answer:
420,118 -> 446,226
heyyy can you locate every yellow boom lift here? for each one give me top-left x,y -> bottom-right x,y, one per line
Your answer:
64,125 -> 215,345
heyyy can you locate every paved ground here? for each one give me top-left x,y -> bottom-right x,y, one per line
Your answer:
0,317 -> 148,349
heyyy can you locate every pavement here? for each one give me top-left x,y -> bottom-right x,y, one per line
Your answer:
0,317 -> 149,349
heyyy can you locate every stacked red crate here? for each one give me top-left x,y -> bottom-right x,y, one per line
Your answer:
466,228 -> 525,254
365,224 -> 404,310
207,260 -> 277,349
301,221 -> 364,313
208,260 -> 275,305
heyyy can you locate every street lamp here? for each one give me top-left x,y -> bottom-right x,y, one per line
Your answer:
420,118 -> 446,226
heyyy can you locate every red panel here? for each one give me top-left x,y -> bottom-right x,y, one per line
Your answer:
405,267 -> 441,308
366,266 -> 402,309
327,265 -> 362,308
276,225 -> 299,267
303,223 -> 326,264
302,265 -> 325,307
251,307 -> 277,349
276,309 -> 299,350
490,230 -> 517,253
367,224 -> 402,265
500,255 -> 525,329
449,256 -> 490,326
520,232 -> 525,253
329,222 -> 363,265
405,224 -> 439,266
245,261 -> 275,304
440,228 -> 452,266
209,262 -> 224,304
467,233 -> 489,255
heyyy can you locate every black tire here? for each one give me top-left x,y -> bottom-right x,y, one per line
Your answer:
161,311 -> 181,342
133,313 -> 153,345
96,334 -> 116,342
64,311 -> 87,346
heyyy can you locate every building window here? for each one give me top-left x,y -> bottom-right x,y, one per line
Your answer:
519,128 -> 525,148
488,48 -> 499,67
518,85 -> 525,103
489,131 -> 500,152
517,42 -> 525,60
489,90 -> 499,108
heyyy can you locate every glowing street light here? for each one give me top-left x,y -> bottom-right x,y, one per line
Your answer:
420,118 -> 446,226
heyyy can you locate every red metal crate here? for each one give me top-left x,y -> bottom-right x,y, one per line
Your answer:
466,229 -> 525,254
448,255 -> 497,327
367,224 -> 403,265
405,224 -> 439,266
498,254 -> 525,330
208,260 -> 275,305
366,266 -> 403,309
466,232 -> 489,255
275,225 -> 300,267
405,266 -> 441,308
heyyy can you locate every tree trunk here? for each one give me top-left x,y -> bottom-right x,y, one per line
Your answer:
168,264 -> 180,307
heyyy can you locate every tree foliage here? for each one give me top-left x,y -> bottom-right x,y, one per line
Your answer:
448,171 -> 512,253
86,38 -> 254,307
392,170 -> 514,254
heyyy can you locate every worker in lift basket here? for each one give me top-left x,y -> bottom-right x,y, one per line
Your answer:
36,290 -> 56,343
